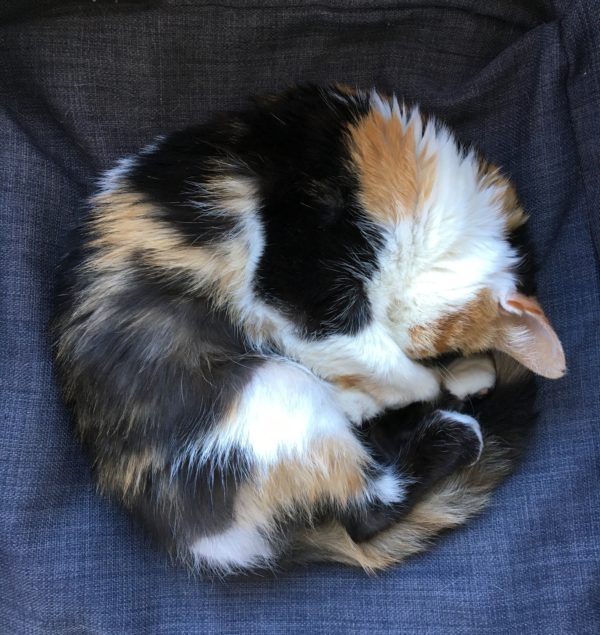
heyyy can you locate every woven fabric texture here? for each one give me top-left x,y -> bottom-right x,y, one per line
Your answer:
1,1 -> 598,633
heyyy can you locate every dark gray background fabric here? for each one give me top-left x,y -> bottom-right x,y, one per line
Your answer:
1,1 -> 599,633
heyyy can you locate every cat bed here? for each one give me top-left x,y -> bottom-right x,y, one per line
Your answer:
1,1 -> 598,632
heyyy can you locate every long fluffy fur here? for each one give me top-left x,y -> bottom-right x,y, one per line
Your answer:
289,353 -> 535,572
53,84 -> 557,574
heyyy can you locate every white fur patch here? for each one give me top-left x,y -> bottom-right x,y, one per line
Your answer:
96,138 -> 166,193
444,355 -> 496,399
190,524 -> 274,571
370,468 -> 407,505
364,94 -> 519,345
201,361 -> 353,466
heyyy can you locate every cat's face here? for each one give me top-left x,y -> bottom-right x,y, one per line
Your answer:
248,87 -> 565,378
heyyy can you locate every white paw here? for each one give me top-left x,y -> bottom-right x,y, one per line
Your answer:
405,365 -> 442,404
443,355 -> 496,400
384,366 -> 442,409
378,366 -> 441,409
333,388 -> 381,424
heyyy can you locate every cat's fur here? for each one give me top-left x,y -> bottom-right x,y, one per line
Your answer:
291,351 -> 537,571
53,85 -> 565,574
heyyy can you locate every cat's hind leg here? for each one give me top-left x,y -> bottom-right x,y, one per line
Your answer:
190,357 -> 496,570
341,354 -> 498,543
187,359 -> 394,573
343,407 -> 483,542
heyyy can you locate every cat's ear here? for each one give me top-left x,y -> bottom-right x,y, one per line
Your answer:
495,293 -> 566,379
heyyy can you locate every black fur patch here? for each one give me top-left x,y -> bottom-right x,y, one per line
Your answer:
507,219 -> 537,297
127,450 -> 252,552
127,125 -> 246,246
242,86 -> 381,337
54,251 -> 264,551
128,85 -> 382,337
62,267 -> 262,445
344,363 -> 537,542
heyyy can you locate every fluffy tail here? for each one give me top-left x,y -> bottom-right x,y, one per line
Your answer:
289,353 -> 536,572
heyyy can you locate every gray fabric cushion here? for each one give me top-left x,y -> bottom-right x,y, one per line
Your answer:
1,1 -> 598,632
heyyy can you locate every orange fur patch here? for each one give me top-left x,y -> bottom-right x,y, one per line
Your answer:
408,290 -> 500,358
99,449 -> 165,499
87,188 -> 249,308
477,159 -> 527,232
328,373 -> 397,410
348,104 -> 437,223
203,174 -> 257,215
235,437 -> 371,528
329,374 -> 380,393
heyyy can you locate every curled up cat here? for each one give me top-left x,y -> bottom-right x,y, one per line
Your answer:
53,85 -> 565,574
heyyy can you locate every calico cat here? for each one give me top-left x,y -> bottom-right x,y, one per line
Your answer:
53,84 -> 565,574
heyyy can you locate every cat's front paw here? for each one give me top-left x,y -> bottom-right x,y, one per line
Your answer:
380,365 -> 442,409
404,364 -> 442,404
443,355 -> 496,400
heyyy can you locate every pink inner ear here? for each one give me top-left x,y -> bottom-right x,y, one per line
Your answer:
497,293 -> 566,379
519,311 -> 566,378
505,295 -> 543,316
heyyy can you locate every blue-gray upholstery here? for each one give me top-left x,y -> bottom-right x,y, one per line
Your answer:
1,2 -> 598,632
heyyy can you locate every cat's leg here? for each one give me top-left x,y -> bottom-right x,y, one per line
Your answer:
341,355 -> 498,542
329,357 -> 443,424
343,407 -> 483,542
286,327 -> 443,422
443,354 -> 496,399
188,359 -> 401,572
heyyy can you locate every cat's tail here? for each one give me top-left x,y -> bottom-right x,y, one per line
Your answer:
289,353 -> 536,572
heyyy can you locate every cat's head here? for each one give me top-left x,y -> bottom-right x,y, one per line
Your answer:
345,93 -> 565,378
246,86 -> 565,378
